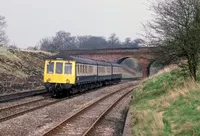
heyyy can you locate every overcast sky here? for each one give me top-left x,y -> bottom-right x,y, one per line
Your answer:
0,0 -> 151,48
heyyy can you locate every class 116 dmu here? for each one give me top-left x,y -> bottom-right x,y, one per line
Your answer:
43,54 -> 122,97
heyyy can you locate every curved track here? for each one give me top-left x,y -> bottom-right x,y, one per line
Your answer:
41,85 -> 136,136
0,82 -> 132,123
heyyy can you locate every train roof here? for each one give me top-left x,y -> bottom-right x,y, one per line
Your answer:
47,54 -> 113,66
96,61 -> 111,66
47,54 -> 97,64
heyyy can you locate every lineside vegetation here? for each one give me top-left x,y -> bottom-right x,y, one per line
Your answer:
132,66 -> 200,135
146,0 -> 200,81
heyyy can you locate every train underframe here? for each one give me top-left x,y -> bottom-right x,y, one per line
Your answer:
44,79 -> 121,97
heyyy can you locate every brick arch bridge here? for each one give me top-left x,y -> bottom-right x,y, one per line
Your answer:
60,47 -> 155,77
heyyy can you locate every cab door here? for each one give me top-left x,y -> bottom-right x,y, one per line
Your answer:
64,61 -> 76,84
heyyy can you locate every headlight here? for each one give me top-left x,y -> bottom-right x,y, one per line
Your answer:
47,78 -> 51,82
66,79 -> 70,83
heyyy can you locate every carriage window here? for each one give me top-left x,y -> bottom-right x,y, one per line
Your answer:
80,65 -> 82,74
56,62 -> 63,74
85,65 -> 87,74
77,65 -> 79,74
78,65 -> 80,74
91,66 -> 93,74
89,66 -> 92,73
82,65 -> 84,74
47,62 -> 54,74
65,63 -> 72,74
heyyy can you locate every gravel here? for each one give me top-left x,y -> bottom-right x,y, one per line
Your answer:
88,93 -> 132,136
0,81 -> 137,136
0,95 -> 49,109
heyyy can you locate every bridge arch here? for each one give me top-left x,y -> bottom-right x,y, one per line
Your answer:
116,57 -> 143,77
147,60 -> 164,76
147,60 -> 155,77
116,57 -> 130,64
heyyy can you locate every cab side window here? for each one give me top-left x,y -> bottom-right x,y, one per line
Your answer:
47,62 -> 54,74
56,62 -> 63,74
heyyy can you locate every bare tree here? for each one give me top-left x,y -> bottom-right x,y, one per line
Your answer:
124,38 -> 145,48
0,15 -> 8,46
39,37 -> 54,52
76,36 -> 91,48
108,33 -> 120,48
39,31 -> 78,52
124,37 -> 131,47
53,31 -> 72,50
38,30 -> 145,51
146,0 -> 200,80
78,36 -> 108,49
8,45 -> 18,49
132,38 -> 145,47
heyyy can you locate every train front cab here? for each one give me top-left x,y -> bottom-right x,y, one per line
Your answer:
43,59 -> 76,94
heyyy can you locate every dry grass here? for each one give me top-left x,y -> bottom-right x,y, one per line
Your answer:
0,47 -> 51,94
131,67 -> 200,135
147,81 -> 198,123
22,49 -> 54,55
132,110 -> 164,136
141,64 -> 178,84
0,47 -> 22,62
154,65 -> 178,76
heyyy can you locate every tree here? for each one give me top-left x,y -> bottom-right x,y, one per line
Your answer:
123,38 -> 145,48
52,31 -> 77,50
39,31 -> 78,52
124,37 -> 131,47
8,45 -> 18,49
108,33 -> 120,48
132,38 -> 145,47
78,36 -> 108,49
39,37 -> 54,52
0,15 -> 8,46
38,30 -> 144,51
76,36 -> 91,48
146,0 -> 200,80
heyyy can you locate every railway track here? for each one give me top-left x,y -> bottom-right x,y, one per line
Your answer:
0,89 -> 47,103
41,85 -> 136,136
0,81 -> 128,103
0,82 -> 134,123
0,97 -> 64,122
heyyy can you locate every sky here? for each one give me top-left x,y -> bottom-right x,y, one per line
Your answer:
0,0 -> 152,48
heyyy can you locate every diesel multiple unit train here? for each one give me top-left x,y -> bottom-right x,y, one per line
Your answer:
43,54 -> 122,97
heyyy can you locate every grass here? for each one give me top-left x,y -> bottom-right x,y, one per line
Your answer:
131,67 -> 200,136
0,47 -> 49,77
0,47 -> 23,62
0,47 -> 26,77
0,47 -> 51,94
